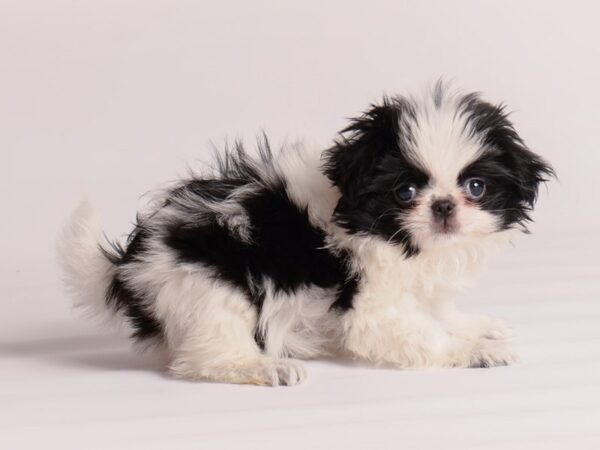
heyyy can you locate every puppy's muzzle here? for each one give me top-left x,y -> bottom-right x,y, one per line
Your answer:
431,198 -> 456,221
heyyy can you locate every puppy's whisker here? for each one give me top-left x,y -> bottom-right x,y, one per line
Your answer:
386,227 -> 405,244
369,208 -> 400,232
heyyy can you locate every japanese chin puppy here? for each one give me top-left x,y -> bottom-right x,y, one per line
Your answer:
59,84 -> 553,386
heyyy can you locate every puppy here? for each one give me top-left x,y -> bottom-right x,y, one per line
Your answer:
59,84 -> 553,386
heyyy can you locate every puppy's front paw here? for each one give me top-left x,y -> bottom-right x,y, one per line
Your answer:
449,314 -> 514,341
479,318 -> 514,340
260,358 -> 307,386
233,358 -> 307,386
469,338 -> 519,368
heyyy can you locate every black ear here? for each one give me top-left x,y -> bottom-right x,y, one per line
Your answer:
502,139 -> 555,209
462,95 -> 555,210
323,99 -> 403,197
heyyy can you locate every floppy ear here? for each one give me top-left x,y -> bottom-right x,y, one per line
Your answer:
462,96 -> 555,209
323,99 -> 402,198
503,140 -> 554,209
485,114 -> 554,209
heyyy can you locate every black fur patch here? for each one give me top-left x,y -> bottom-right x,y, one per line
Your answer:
164,180 -> 359,310
323,98 -> 427,256
458,95 -> 555,229
102,228 -> 164,340
106,277 -> 163,340
103,139 -> 361,342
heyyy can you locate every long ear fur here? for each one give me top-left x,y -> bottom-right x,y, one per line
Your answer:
323,99 -> 403,198
461,94 -> 555,214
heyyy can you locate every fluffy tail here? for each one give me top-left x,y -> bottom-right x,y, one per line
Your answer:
57,201 -> 121,328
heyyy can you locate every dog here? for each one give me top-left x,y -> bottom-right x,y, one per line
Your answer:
59,83 -> 553,386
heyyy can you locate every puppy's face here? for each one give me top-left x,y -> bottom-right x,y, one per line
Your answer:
324,88 -> 553,255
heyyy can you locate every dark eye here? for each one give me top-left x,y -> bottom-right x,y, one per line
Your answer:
394,184 -> 417,203
464,178 -> 486,199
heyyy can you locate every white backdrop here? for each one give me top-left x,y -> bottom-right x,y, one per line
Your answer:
2,1 -> 600,449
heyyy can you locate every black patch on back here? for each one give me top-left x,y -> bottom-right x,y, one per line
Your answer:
164,181 -> 360,311
103,138 -> 361,343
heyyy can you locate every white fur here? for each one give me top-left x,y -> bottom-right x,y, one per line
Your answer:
404,89 -> 485,187
57,201 -> 126,331
276,140 -> 339,228
257,282 -> 341,359
337,232 -> 518,368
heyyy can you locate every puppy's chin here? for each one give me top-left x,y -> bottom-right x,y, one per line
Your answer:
430,217 -> 459,236
421,226 -> 465,249
403,210 -> 501,252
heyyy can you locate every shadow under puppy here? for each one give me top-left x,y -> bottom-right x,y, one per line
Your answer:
59,84 -> 553,386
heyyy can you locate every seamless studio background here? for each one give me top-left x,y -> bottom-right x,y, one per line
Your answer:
1,1 -> 600,449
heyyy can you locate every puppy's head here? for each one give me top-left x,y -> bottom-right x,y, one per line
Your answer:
324,85 -> 554,255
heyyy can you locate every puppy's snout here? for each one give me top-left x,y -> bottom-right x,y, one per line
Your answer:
431,198 -> 456,220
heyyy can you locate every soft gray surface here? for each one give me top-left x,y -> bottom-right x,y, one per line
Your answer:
2,1 -> 599,449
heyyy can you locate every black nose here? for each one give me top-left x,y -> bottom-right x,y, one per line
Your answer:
431,199 -> 456,220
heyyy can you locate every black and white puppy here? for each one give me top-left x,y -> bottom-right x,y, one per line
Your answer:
59,85 -> 553,386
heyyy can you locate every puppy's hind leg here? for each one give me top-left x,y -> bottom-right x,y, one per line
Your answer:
163,278 -> 306,386
170,334 -> 306,386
